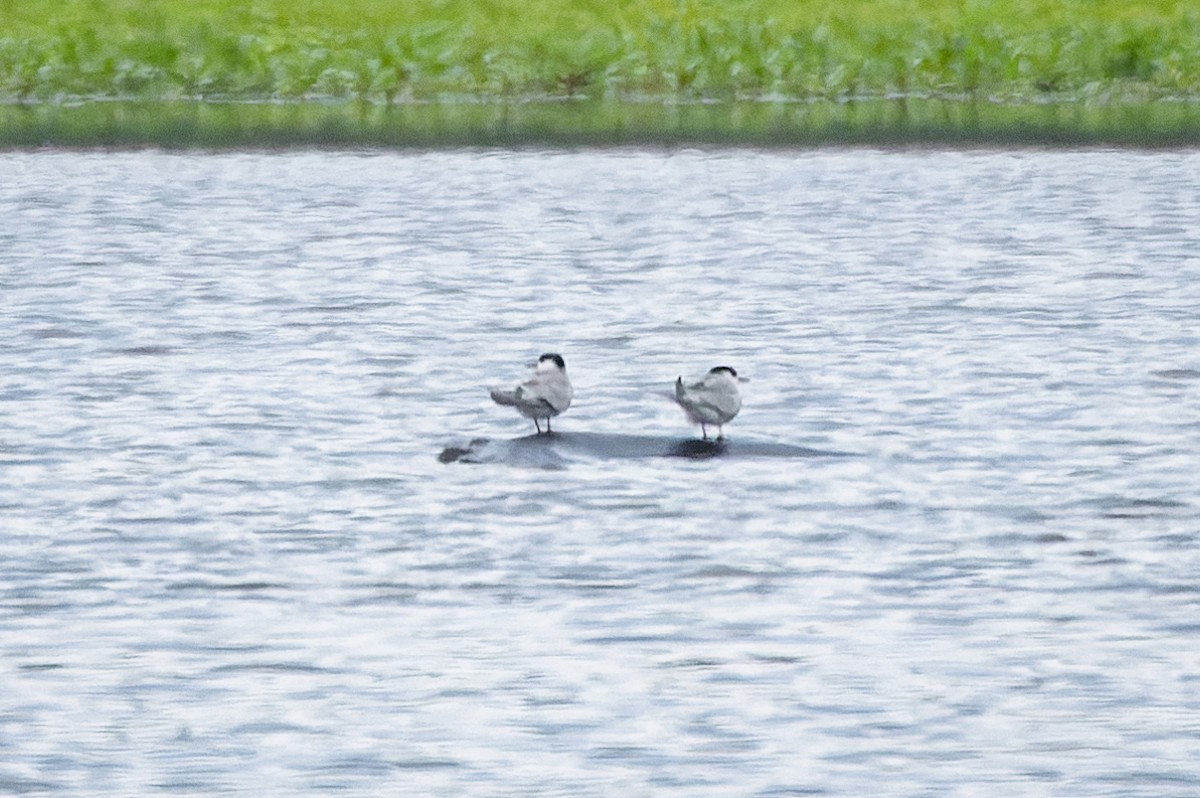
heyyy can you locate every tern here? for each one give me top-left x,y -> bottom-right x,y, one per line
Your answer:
490,353 -> 573,435
674,366 -> 744,441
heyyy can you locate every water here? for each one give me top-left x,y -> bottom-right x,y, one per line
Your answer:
2,148 -> 1199,796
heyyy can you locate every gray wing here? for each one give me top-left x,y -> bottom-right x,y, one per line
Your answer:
706,385 -> 742,418
515,385 -> 559,415
675,376 -> 740,421
523,374 -> 572,414
490,388 -> 518,406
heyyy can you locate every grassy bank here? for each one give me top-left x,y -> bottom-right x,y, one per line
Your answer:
3,0 -> 1199,146
6,98 -> 1199,149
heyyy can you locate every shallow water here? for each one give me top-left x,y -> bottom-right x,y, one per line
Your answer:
3,148 -> 1199,796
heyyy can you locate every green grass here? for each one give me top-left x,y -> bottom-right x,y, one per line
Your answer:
2,0 -> 1199,145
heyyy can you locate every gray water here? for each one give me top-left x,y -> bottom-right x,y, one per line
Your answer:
3,148 -> 1199,796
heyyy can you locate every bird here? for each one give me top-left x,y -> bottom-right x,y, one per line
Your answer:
489,353 -> 573,435
674,366 -> 744,441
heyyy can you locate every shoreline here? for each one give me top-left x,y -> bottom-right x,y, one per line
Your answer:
4,96 -> 1200,150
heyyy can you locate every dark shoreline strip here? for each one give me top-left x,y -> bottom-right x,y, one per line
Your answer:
4,97 -> 1200,149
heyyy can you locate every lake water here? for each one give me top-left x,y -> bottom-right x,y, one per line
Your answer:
2,147 -> 1199,796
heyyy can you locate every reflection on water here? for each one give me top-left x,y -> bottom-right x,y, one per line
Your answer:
2,149 -> 1199,796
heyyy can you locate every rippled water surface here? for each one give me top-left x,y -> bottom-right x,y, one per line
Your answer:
3,148 -> 1199,796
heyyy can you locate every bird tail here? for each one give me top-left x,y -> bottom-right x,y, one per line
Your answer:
490,388 -> 518,406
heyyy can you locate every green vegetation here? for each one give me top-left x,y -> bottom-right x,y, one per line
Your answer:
7,97 -> 1198,149
2,0 -> 1199,145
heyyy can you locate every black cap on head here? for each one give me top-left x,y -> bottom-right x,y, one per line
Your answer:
539,353 -> 566,369
709,365 -> 738,378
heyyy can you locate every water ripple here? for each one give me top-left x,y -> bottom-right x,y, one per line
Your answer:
2,149 -> 1198,796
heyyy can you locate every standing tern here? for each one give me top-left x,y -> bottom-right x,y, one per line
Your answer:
490,353 -> 573,435
674,366 -> 745,441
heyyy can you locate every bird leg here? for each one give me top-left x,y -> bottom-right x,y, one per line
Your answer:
700,424 -> 708,441
534,418 -> 543,434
